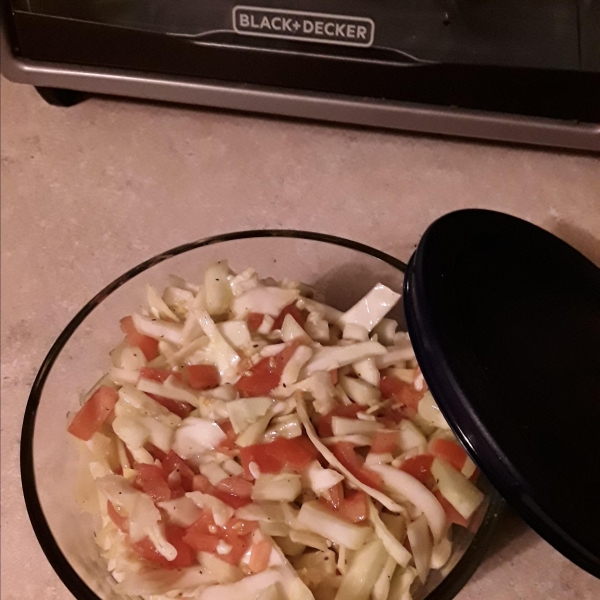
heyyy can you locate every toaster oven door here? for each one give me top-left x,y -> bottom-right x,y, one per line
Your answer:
4,0 -> 600,150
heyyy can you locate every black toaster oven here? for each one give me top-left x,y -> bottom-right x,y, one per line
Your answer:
2,0 -> 600,150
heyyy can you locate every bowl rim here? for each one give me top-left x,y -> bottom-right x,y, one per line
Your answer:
20,228 -> 504,600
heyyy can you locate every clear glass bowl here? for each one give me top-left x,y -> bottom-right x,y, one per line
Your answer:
21,230 -> 505,600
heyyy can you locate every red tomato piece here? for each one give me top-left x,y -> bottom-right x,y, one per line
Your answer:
217,476 -> 254,498
212,490 -> 253,509
183,512 -> 220,552
219,534 -> 251,566
272,303 -> 305,331
147,393 -> 195,419
130,525 -> 195,569
247,312 -> 265,333
370,431 -> 399,455
131,537 -> 173,567
332,442 -> 383,490
430,438 -> 468,472
240,445 -> 286,478
399,455 -> 435,488
235,342 -> 300,397
67,386 -> 119,441
317,404 -> 365,438
162,451 -> 196,492
166,525 -> 197,568
248,540 -> 272,573
434,490 -> 469,528
107,501 -> 128,532
185,364 -> 220,391
222,518 -> 259,537
321,482 -> 343,509
120,316 -> 159,361
338,490 -> 368,523
192,474 -> 212,493
268,436 -> 318,472
235,359 -> 280,396
380,376 -> 423,410
240,436 -> 318,478
182,531 -> 220,553
216,420 -> 237,454
135,464 -> 172,502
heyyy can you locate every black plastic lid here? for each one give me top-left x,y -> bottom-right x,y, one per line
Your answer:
403,209 -> 600,578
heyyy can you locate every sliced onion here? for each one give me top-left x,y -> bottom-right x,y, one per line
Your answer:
296,395 -> 405,514
369,464 -> 446,543
367,498 -> 411,568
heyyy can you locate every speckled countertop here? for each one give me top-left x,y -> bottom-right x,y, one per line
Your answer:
2,79 -> 599,600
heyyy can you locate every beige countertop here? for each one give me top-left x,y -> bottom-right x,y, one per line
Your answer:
1,79 -> 599,600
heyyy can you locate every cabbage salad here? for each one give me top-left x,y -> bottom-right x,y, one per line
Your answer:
67,261 -> 485,600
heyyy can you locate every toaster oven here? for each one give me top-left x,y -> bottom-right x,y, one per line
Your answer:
2,0 -> 599,150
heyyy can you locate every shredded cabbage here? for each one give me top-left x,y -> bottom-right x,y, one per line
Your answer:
67,263 -> 488,600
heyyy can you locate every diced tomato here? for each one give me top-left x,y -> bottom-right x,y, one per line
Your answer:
135,464 -> 171,502
144,442 -> 167,462
430,438 -> 468,472
338,490 -> 368,523
162,451 -> 195,492
147,393 -> 195,419
235,360 -> 280,396
166,525 -> 197,568
183,513 -> 253,565
216,420 -> 237,454
130,525 -> 195,569
222,518 -> 259,537
434,490 -> 469,528
183,512 -> 220,552
182,531 -> 220,553
185,364 -> 220,391
247,313 -> 264,333
321,482 -> 343,510
139,367 -> 181,383
192,474 -> 212,493
235,342 -> 299,397
248,540 -> 272,573
272,303 -> 305,331
217,476 -> 254,498
240,445 -> 285,478
219,534 -> 251,566
399,454 -> 435,488
270,436 -> 319,471
120,316 -> 159,361
107,501 -> 128,532
317,404 -> 365,438
240,436 -> 318,478
332,442 -> 383,490
370,431 -> 399,455
67,386 -> 119,441
380,376 -> 423,411
131,537 -> 173,567
212,490 -> 252,509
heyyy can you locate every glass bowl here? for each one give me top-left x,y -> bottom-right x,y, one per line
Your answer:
21,230 -> 505,600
